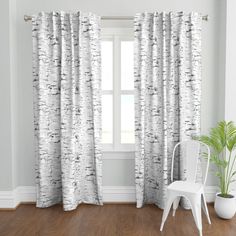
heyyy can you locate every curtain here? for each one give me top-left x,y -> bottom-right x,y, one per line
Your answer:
134,12 -> 202,208
32,12 -> 102,211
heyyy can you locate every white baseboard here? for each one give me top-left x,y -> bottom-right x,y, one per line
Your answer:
0,185 -> 218,209
16,186 -> 37,203
0,186 -> 36,209
103,186 -> 136,202
0,190 -> 16,209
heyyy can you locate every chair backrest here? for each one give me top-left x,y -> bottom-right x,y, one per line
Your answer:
171,140 -> 210,185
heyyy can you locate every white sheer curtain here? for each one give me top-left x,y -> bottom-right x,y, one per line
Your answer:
32,12 -> 102,211
134,12 -> 202,208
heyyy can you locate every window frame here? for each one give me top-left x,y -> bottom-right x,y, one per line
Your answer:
101,27 -> 135,152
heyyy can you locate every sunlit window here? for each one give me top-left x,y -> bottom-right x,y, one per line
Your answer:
101,29 -> 134,151
101,41 -> 113,143
121,41 -> 134,90
101,41 -> 113,90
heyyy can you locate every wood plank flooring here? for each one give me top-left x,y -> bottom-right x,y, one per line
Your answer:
0,203 -> 235,236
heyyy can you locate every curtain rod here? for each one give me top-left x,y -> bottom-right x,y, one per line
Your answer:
24,14 -> 209,22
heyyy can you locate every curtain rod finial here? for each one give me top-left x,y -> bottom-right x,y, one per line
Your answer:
202,15 -> 209,21
24,15 -> 32,22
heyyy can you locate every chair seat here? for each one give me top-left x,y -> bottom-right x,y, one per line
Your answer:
167,181 -> 203,194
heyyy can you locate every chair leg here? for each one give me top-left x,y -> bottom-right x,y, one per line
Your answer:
172,196 -> 181,216
201,193 -> 211,224
189,195 -> 202,236
160,193 -> 176,231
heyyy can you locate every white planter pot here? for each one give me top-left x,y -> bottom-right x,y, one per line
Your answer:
214,193 -> 236,219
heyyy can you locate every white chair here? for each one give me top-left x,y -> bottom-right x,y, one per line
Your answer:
160,140 -> 211,236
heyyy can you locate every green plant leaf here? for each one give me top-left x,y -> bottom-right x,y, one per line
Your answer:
198,121 -> 236,195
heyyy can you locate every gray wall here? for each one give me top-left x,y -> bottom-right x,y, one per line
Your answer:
0,0 -> 13,190
0,0 -> 226,190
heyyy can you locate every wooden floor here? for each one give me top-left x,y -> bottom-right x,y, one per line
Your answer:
0,203 -> 235,236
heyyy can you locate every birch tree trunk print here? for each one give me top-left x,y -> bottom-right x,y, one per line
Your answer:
134,12 -> 202,208
32,12 -> 103,211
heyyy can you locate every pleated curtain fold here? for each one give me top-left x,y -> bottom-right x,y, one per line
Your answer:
32,12 -> 102,211
32,11 -> 202,211
134,12 -> 202,208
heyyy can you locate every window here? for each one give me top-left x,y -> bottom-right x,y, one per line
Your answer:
101,28 -> 134,151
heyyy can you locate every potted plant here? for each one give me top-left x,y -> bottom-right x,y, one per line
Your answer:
198,121 -> 236,219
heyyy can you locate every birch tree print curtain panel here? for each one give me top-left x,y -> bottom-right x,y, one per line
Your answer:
32,12 -> 102,211
134,12 -> 202,208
